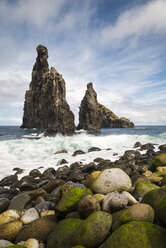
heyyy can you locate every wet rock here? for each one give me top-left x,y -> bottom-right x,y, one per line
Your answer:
96,159 -> 113,171
21,208 -> 39,224
13,168 -> 24,175
88,147 -> 101,152
57,159 -> 68,165
93,157 -> 104,163
19,184 -> 39,192
133,142 -> 142,148
70,162 -> 82,170
77,83 -> 101,133
81,162 -> 96,172
111,203 -> 154,232
100,221 -> 166,248
68,171 -> 84,182
0,209 -> 21,225
21,45 -> 75,135
55,149 -> 68,154
0,198 -> 10,213
29,169 -> 41,178
102,191 -> 128,212
91,168 -> 132,194
0,221 -> 22,242
72,150 -> 85,156
159,144 -> 166,152
0,175 -> 18,187
78,194 -> 101,218
35,201 -> 52,213
42,179 -> 65,193
140,143 -> 155,151
151,153 -> 166,172
15,215 -> 57,242
26,188 -> 46,200
123,150 -> 141,160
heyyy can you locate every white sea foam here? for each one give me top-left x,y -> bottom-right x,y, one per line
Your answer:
0,131 -> 166,180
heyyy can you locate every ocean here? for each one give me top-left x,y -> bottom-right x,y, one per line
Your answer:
0,125 -> 166,180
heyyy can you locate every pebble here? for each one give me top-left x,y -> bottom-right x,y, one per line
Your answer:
21,208 -> 39,224
25,238 -> 39,248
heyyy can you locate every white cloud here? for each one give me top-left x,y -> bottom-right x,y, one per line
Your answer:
100,0 -> 166,46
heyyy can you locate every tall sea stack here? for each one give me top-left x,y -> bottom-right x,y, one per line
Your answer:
21,45 -> 75,135
77,82 -> 101,132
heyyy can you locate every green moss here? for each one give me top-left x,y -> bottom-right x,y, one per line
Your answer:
6,246 -> 27,248
55,185 -> 93,214
47,218 -> 83,248
151,153 -> 166,171
73,211 -> 112,248
72,246 -> 85,248
134,180 -> 159,198
98,103 -> 118,120
100,221 -> 166,248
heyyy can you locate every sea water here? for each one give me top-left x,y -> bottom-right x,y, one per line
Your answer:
0,126 -> 166,180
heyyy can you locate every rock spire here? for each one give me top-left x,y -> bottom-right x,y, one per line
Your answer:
21,45 -> 75,135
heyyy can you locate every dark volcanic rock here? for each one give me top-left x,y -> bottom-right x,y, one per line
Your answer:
77,83 -> 101,132
21,45 -> 75,136
98,103 -> 134,128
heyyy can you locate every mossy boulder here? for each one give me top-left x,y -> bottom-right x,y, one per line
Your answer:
151,153 -> 166,171
47,218 -> 83,248
111,203 -> 154,232
55,184 -> 92,218
73,211 -> 112,248
0,221 -> 22,242
134,180 -> 159,199
91,168 -> 132,194
142,185 -> 166,226
72,246 -> 85,248
15,215 -> 56,242
100,221 -> 166,248
147,171 -> 164,184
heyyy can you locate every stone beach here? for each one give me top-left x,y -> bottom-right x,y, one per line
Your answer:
0,142 -> 166,247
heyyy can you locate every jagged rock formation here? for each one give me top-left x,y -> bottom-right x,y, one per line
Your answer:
77,83 -> 101,132
98,104 -> 134,128
78,83 -> 134,132
21,45 -> 75,135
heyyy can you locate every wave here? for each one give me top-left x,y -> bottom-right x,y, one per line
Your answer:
0,132 -> 165,180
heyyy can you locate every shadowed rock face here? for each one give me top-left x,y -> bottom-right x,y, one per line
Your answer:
77,83 -> 101,133
98,104 -> 134,128
78,83 -> 134,132
21,45 -> 75,135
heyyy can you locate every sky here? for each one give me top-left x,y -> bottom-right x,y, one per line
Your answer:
0,0 -> 166,125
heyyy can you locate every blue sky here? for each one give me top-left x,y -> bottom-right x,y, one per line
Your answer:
0,0 -> 166,125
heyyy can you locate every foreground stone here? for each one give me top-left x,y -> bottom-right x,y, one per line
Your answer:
100,221 -> 166,248
91,168 -> 132,194
15,215 -> 56,242
0,221 -> 22,242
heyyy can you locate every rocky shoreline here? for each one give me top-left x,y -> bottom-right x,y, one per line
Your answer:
0,142 -> 166,247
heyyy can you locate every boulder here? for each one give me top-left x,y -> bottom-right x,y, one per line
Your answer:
73,211 -> 112,248
99,221 -> 166,248
151,153 -> 166,172
0,198 -> 10,213
0,221 -> 22,242
15,215 -> 56,242
8,194 -> 31,211
78,195 -> 101,218
0,210 -> 21,225
142,185 -> 166,226
111,203 -> 154,231
24,238 -> 39,248
21,45 -> 75,135
47,218 -> 83,248
55,184 -> 92,218
102,191 -> 128,212
20,208 -> 39,224
134,180 -> 159,199
91,168 -> 132,194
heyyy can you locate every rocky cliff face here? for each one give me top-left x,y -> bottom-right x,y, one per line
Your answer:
98,104 -> 134,128
77,83 -> 101,132
21,45 -> 75,135
78,83 -> 134,132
